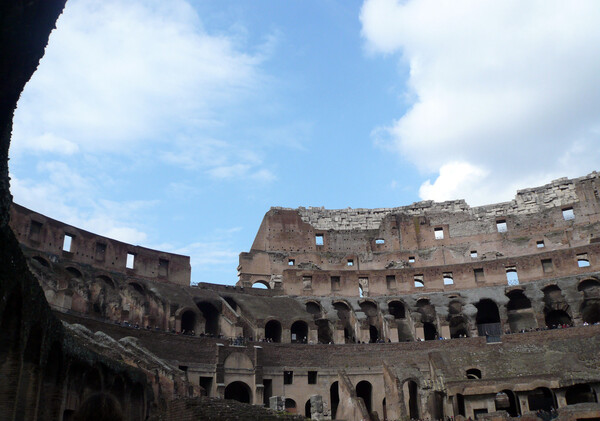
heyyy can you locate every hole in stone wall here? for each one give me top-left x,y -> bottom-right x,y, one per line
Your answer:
409,256 -> 415,263
497,220 -> 507,233
474,268 -> 485,282
506,267 -> 519,285
443,272 -> 454,285
577,254 -> 591,267
537,240 -> 545,248
95,242 -> 106,260
375,238 -> 385,244
288,259 -> 295,266
308,371 -> 318,384
63,234 -> 73,252
470,250 -> 478,258
386,275 -> 396,289
29,220 -> 43,240
347,259 -> 354,266
563,207 -> 574,221
315,234 -> 323,246
414,275 -> 424,288
541,258 -> 553,273
283,371 -> 293,385
434,228 -> 444,240
126,253 -> 135,269
159,258 -> 169,276
466,368 -> 482,379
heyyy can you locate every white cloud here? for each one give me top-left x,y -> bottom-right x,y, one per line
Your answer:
361,0 -> 600,205
12,0 -> 264,155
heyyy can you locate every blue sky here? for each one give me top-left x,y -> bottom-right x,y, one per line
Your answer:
10,0 -> 600,284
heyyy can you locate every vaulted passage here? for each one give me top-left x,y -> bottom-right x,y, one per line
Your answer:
527,387 -> 555,411
316,319 -> 333,344
224,381 -> 251,403
265,320 -> 282,343
196,302 -> 220,335
180,310 -> 196,333
545,309 -> 572,328
565,384 -> 597,405
356,380 -> 372,414
475,299 -> 501,336
330,382 -> 340,419
423,322 -> 437,341
506,290 -> 536,332
291,320 -> 308,343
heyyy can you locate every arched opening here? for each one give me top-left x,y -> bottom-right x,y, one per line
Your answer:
305,399 -> 311,418
388,301 -> 405,319
96,275 -> 115,289
423,322 -> 437,340
527,387 -> 555,411
315,319 -> 333,344
475,299 -> 501,336
565,384 -> 597,405
32,255 -> 50,267
581,300 -> 600,324
72,392 -> 124,421
369,325 -> 379,343
334,301 -> 355,343
291,320 -> 308,343
506,290 -> 536,332
180,310 -> 196,333
129,282 -> 144,294
403,380 -> 419,420
265,320 -> 282,343
224,381 -> 251,403
578,278 -> 600,292
252,280 -> 269,289
449,316 -> 469,338
284,398 -> 297,413
356,380 -> 372,414
466,368 -> 482,379
306,301 -> 322,316
223,297 -> 237,311
66,267 -> 83,279
330,382 -> 339,419
545,309 -> 572,328
495,390 -> 520,417
196,302 -> 220,335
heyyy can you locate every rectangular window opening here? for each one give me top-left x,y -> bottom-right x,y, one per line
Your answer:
408,256 -> 415,263
414,274 -> 424,288
303,276 -> 312,290
541,258 -> 553,273
331,276 -> 340,291
159,258 -> 169,277
434,227 -> 444,240
562,207 -> 574,221
347,259 -> 354,266
386,275 -> 396,290
443,272 -> 454,285
126,252 -> 135,269
283,371 -> 293,385
496,220 -> 508,233
288,259 -> 295,266
29,221 -> 43,240
577,253 -> 590,267
315,234 -> 324,246
62,234 -> 73,252
537,240 -> 545,248
474,268 -> 485,283
375,238 -> 385,244
470,250 -> 478,258
308,371 -> 318,385
200,377 -> 213,397
506,266 -> 519,285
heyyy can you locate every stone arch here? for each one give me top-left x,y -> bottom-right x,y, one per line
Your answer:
449,315 -> 470,338
506,290 -> 536,332
578,278 -> 600,324
315,319 -> 333,344
224,381 -> 252,403
128,281 -> 145,295
291,320 -> 308,343
265,319 -> 282,343
423,322 -> 438,340
333,301 -> 356,343
527,387 -> 555,411
356,380 -> 372,414
252,280 -> 270,289
66,266 -> 83,279
330,381 -> 339,419
565,384 -> 597,405
224,351 -> 254,370
545,309 -> 572,328
360,300 -> 382,342
32,255 -> 50,267
388,300 -> 406,319
475,299 -> 501,336
196,301 -> 220,335
466,368 -> 482,379
285,398 -> 297,413
305,399 -> 311,418
495,390 -> 520,417
180,310 -> 197,333
96,275 -> 115,289
71,392 -> 124,421
305,300 -> 322,316
403,379 -> 419,419
577,278 -> 600,292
